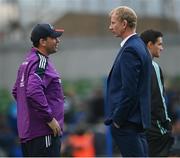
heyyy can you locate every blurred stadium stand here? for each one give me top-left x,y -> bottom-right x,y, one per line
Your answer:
0,0 -> 180,89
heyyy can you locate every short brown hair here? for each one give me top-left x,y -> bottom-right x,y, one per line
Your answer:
110,6 -> 137,29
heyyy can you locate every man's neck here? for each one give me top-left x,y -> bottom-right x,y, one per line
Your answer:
120,32 -> 136,47
34,47 -> 48,57
147,48 -> 154,59
121,29 -> 136,40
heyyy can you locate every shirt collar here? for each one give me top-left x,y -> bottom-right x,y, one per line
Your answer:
32,47 -> 49,58
120,33 -> 136,47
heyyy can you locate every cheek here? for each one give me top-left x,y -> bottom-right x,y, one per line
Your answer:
115,25 -> 120,32
112,23 -> 117,29
155,46 -> 161,51
153,47 -> 158,53
52,41 -> 57,46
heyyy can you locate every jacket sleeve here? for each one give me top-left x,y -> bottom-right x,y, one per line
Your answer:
159,66 -> 171,126
26,61 -> 53,123
112,47 -> 141,125
12,69 -> 20,100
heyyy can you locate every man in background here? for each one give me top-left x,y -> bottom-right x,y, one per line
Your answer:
104,6 -> 152,157
140,29 -> 174,156
12,23 -> 64,157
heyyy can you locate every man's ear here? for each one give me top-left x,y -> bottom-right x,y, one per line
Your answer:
147,41 -> 153,49
123,19 -> 128,28
39,38 -> 46,47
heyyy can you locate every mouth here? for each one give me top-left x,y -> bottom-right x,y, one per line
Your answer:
55,44 -> 59,49
112,31 -> 116,35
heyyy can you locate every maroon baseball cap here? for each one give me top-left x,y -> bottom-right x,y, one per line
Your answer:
31,23 -> 64,43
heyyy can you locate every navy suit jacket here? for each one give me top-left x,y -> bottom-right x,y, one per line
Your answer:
105,34 -> 152,129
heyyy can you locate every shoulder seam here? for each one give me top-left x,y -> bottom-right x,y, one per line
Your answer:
35,53 -> 48,78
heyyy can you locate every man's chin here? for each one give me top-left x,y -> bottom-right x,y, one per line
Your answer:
54,48 -> 59,52
113,34 -> 120,38
49,50 -> 57,54
156,54 -> 160,58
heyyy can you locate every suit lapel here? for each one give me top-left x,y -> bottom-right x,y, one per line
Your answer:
108,47 -> 124,80
108,34 -> 139,80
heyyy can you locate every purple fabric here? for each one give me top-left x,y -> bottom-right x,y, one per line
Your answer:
12,48 -> 64,143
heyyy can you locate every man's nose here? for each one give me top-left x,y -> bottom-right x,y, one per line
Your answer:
109,25 -> 112,30
56,38 -> 60,43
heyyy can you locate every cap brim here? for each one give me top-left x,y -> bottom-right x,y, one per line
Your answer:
51,29 -> 64,38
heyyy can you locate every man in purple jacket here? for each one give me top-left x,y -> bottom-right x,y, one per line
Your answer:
12,23 -> 64,157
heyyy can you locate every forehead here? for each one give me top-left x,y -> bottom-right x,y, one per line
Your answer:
156,37 -> 163,43
110,12 -> 119,20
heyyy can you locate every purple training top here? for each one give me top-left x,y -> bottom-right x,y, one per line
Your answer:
12,48 -> 64,143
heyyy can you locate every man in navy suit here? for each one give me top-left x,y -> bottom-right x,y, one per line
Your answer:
104,6 -> 152,157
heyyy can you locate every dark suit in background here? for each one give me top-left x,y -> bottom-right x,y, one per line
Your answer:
140,29 -> 174,157
104,6 -> 152,157
146,62 -> 174,156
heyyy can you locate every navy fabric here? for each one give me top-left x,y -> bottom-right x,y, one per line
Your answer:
105,34 -> 152,129
111,124 -> 148,157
